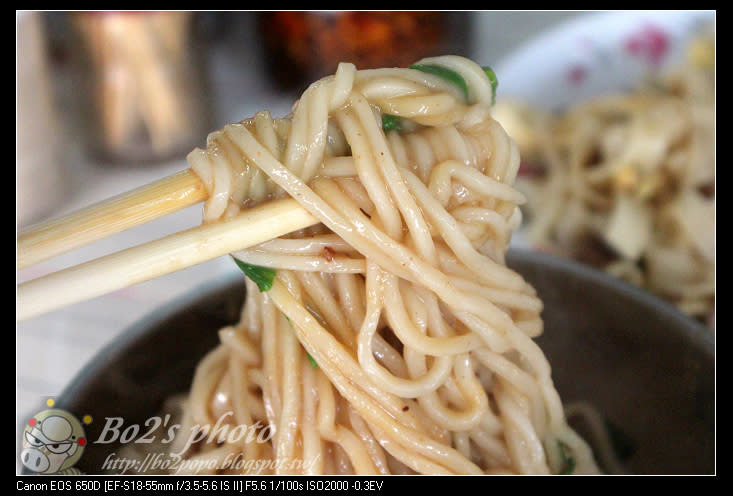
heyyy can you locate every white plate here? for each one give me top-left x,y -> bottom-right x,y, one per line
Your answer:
494,10 -> 715,110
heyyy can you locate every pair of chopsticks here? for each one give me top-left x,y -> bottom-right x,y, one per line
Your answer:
17,169 -> 320,321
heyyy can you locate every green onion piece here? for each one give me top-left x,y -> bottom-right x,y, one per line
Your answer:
281,312 -> 316,367
306,352 -> 318,368
557,440 -> 576,475
381,114 -> 403,132
482,66 -> 499,103
231,256 -> 276,292
410,63 -> 469,101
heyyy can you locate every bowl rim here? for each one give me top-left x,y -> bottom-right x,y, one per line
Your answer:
53,272 -> 244,415
512,249 -> 714,345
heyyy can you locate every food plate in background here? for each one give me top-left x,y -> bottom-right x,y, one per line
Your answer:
493,10 -> 714,111
491,10 -> 715,326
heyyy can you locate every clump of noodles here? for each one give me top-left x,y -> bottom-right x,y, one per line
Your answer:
120,56 -> 599,475
493,29 -> 715,328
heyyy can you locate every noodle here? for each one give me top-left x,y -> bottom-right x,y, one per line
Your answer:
492,29 -> 715,328
120,55 -> 600,475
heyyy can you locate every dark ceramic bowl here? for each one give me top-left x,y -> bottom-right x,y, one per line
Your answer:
52,249 -> 715,475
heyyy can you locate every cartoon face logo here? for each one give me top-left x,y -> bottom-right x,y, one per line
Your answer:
21,399 -> 90,474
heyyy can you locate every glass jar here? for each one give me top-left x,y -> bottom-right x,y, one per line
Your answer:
70,11 -> 212,164
258,11 -> 471,92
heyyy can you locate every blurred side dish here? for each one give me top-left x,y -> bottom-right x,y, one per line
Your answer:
493,28 -> 715,328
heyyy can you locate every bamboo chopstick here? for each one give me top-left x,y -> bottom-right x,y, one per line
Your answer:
17,197 -> 319,321
18,169 -> 207,269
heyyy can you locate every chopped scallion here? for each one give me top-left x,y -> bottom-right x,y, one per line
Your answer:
231,256 -> 276,292
306,352 -> 318,368
381,114 -> 403,132
482,66 -> 498,103
410,63 -> 469,101
557,440 -> 576,475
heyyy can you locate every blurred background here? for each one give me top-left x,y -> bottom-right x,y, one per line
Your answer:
16,11 -> 713,470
